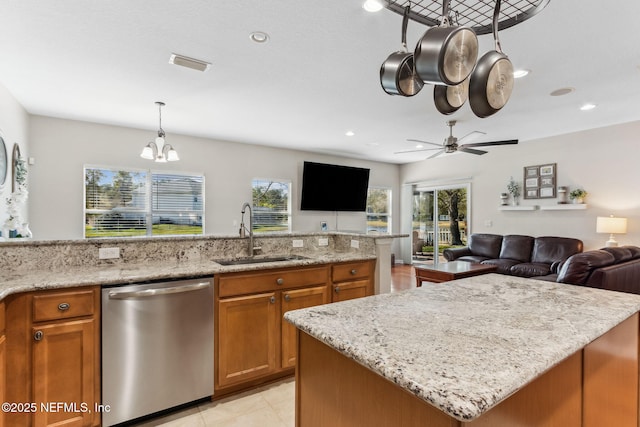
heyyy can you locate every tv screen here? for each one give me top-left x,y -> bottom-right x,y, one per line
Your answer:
300,161 -> 370,212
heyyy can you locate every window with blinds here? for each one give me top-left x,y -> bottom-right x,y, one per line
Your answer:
251,178 -> 291,233
84,166 -> 204,238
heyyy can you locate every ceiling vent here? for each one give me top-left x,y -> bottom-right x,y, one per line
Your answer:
169,53 -> 211,72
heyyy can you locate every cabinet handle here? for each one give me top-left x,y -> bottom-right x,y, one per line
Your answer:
335,286 -> 340,293
58,302 -> 70,311
284,294 -> 291,302
270,296 -> 276,304
276,278 -> 284,285
34,330 -> 44,341
350,269 -> 357,275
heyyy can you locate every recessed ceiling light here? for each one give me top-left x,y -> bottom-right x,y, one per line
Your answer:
580,103 -> 597,111
363,0 -> 383,12
550,87 -> 575,97
169,53 -> 210,72
345,131 -> 355,136
416,144 -> 424,149
513,69 -> 530,79
249,31 -> 269,43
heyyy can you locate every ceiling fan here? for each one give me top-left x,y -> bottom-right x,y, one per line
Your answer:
395,120 -> 518,159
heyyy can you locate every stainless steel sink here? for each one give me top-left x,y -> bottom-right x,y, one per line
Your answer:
214,255 -> 308,266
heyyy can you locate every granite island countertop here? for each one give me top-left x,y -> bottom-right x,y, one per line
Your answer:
0,252 -> 376,300
284,273 -> 640,421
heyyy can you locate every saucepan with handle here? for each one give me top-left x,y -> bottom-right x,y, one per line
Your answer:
380,5 -> 423,97
469,0 -> 514,118
414,0 -> 478,86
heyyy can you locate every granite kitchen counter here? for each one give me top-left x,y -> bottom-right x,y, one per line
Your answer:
285,273 -> 640,422
0,252 -> 376,300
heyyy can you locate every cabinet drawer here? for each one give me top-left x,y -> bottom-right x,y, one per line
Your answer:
219,266 -> 330,298
32,289 -> 96,322
332,261 -> 372,282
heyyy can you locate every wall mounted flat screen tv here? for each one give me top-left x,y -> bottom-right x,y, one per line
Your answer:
300,161 -> 370,212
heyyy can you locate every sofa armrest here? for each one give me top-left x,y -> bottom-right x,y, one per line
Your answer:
443,247 -> 473,261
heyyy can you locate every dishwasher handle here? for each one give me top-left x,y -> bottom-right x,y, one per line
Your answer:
108,281 -> 211,300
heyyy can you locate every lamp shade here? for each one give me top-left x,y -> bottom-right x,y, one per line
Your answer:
596,216 -> 627,234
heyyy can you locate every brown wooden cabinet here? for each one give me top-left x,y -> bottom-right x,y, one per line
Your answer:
5,287 -> 100,427
331,260 -> 375,302
215,265 -> 330,395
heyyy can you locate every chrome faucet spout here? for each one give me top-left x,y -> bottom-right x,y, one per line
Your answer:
240,202 -> 254,256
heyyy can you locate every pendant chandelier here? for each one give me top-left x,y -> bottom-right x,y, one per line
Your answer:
140,101 -> 179,162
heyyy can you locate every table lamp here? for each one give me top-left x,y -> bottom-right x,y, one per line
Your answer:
596,216 -> 627,247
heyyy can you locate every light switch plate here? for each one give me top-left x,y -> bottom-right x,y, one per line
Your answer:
292,239 -> 304,248
350,239 -> 360,249
318,237 -> 329,247
99,247 -> 120,259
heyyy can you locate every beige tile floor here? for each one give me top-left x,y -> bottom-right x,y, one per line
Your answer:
133,378 -> 295,427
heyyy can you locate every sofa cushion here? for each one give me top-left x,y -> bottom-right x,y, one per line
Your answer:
499,235 -> 534,262
531,237 -> 583,264
510,262 -> 554,278
556,250 -> 616,285
481,258 -> 521,275
625,246 -> 640,259
468,234 -> 503,259
600,247 -> 633,263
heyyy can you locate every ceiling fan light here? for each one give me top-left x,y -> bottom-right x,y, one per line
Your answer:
363,0 -> 383,12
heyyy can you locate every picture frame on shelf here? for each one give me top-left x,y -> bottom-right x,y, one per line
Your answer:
523,163 -> 557,199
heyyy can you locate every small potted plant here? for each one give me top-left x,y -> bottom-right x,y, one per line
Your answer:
569,188 -> 587,204
507,177 -> 521,206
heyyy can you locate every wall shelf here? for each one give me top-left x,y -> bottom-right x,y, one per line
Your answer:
540,204 -> 588,211
498,206 -> 538,211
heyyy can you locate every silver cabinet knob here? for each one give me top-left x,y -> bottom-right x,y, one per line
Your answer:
58,302 -> 70,311
350,269 -> 357,275
276,278 -> 284,285
334,286 -> 340,293
34,330 -> 44,341
270,296 -> 276,304
284,294 -> 291,302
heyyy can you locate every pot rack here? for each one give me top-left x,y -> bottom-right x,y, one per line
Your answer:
384,0 -> 551,35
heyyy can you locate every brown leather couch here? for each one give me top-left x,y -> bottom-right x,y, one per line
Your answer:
553,246 -> 640,294
443,233 -> 584,279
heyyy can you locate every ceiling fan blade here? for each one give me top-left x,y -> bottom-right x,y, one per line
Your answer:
406,139 -> 442,147
394,147 -> 443,154
461,139 -> 519,148
459,147 -> 488,155
456,131 -> 487,145
427,150 -> 445,159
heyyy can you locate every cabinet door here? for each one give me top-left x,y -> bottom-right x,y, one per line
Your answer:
332,280 -> 370,302
281,286 -> 330,368
0,334 -> 5,427
32,318 -> 96,427
217,292 -> 279,387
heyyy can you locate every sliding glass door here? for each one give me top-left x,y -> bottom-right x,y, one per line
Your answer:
411,183 -> 469,265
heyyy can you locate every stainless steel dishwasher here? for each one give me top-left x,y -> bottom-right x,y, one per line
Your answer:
101,277 -> 214,426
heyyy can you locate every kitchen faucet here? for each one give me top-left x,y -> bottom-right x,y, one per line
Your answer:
239,202 -> 255,257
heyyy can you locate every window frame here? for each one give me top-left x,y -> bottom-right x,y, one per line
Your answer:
251,177 -> 292,234
366,186 -> 392,235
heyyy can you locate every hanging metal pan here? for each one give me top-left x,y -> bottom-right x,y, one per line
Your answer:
380,6 -> 423,96
433,78 -> 468,115
414,0 -> 478,86
469,0 -> 514,118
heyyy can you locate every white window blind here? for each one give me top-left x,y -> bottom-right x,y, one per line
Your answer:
251,178 -> 291,233
85,167 -> 204,238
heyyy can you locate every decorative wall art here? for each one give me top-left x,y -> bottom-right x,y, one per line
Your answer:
523,163 -> 556,199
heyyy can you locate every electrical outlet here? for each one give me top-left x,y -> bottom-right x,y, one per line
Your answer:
99,247 -> 120,259
484,220 -> 493,227
292,239 -> 304,248
318,237 -> 329,247
350,239 -> 360,249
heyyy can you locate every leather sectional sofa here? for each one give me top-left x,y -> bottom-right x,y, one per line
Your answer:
444,233 -> 640,295
443,233 -> 584,279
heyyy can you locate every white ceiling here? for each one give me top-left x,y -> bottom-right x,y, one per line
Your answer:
1,0 -> 639,164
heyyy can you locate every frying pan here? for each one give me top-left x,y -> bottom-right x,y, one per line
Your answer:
380,6 -> 423,97
414,0 -> 478,86
433,78 -> 468,115
469,0 -> 514,118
